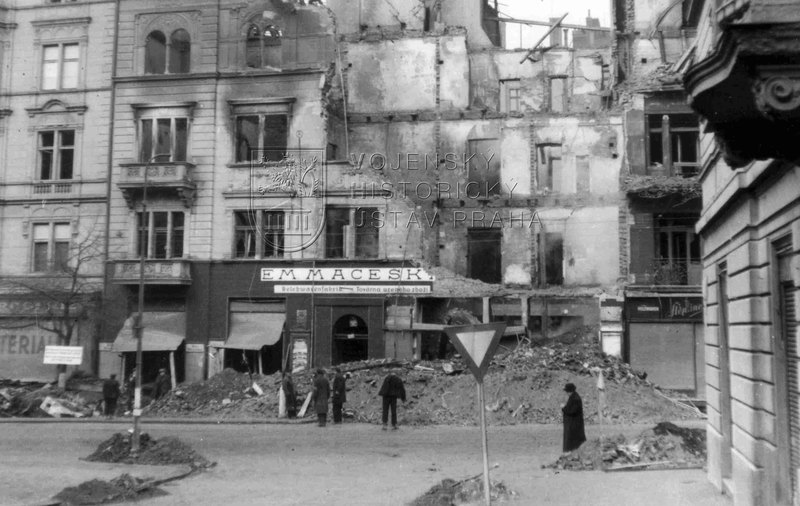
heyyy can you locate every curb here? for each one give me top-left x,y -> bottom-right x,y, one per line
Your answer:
0,416 -> 318,425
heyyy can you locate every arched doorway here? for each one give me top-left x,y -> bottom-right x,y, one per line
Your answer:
332,314 -> 368,364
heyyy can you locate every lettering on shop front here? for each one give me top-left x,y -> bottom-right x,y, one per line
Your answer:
0,334 -> 58,355
260,267 -> 434,283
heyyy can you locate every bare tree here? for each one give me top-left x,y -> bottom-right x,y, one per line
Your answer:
0,222 -> 105,386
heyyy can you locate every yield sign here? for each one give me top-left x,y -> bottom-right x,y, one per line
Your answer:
445,323 -> 506,381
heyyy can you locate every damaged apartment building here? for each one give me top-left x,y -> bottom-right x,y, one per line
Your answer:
606,0 -> 706,398
1,0 -> 697,389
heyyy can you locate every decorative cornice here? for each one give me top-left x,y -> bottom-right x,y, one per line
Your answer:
25,100 -> 87,117
31,17 -> 91,28
0,22 -> 18,30
753,72 -> 800,119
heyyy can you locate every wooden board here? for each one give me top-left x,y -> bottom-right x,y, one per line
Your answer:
298,392 -> 313,417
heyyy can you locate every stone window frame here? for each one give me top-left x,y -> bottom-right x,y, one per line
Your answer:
26,99 -> 87,184
232,209 -> 286,259
239,14 -> 284,70
31,17 -> 90,92
134,11 -> 200,76
323,205 -> 381,260
227,98 -> 294,166
134,209 -> 186,259
30,220 -> 72,273
131,102 -> 196,163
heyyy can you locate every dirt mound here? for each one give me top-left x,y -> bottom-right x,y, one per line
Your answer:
545,422 -> 706,471
85,432 -> 214,469
145,339 -> 701,426
411,477 -> 515,506
52,474 -> 167,505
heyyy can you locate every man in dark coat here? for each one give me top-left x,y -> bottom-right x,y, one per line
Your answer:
332,368 -> 347,424
311,368 -> 330,427
378,369 -> 406,430
152,368 -> 171,400
561,382 -> 586,452
282,371 -> 297,419
102,374 -> 121,418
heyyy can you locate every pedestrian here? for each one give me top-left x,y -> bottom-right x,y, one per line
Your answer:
332,367 -> 347,424
311,368 -> 330,427
282,371 -> 297,419
152,368 -> 171,400
102,374 -> 120,419
561,382 -> 586,453
378,369 -> 406,430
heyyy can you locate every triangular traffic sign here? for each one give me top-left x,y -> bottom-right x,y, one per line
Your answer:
444,323 -> 506,381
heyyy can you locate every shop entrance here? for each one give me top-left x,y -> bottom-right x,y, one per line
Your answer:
332,314 -> 368,364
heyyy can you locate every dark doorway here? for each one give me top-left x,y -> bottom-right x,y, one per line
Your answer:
332,314 -> 368,364
468,228 -> 502,283
545,232 -> 564,285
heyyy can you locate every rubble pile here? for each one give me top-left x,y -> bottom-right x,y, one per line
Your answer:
85,432 -> 214,470
546,422 -> 707,471
0,382 -> 98,418
411,477 -> 515,506
52,474 -> 167,505
146,337 -> 699,426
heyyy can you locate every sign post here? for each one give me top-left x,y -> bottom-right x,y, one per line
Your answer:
444,323 -> 506,506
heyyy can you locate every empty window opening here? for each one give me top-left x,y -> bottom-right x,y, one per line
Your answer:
537,144 -> 562,192
467,228 -> 502,283
332,314 -> 368,365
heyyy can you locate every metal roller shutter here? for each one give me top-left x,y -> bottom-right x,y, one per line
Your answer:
784,281 -> 799,502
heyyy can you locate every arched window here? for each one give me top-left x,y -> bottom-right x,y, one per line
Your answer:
244,23 -> 282,69
145,30 -> 166,74
169,29 -> 191,74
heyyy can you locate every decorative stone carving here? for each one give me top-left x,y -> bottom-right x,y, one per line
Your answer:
753,74 -> 800,119
32,17 -> 91,42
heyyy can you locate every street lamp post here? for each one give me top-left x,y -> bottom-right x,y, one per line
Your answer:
131,157 -> 153,453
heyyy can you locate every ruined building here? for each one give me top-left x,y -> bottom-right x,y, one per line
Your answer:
608,0 -> 705,398
685,0 -> 800,504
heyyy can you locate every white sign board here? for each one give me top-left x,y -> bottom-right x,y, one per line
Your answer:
43,345 -> 83,365
275,285 -> 431,294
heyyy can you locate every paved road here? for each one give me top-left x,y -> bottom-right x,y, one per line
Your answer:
0,421 -> 730,506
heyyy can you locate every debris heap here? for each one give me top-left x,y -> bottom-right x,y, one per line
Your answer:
545,422 -> 706,471
85,432 -> 214,470
146,337 -> 701,425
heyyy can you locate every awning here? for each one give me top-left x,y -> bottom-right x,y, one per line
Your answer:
218,312 -> 285,350
113,312 -> 186,352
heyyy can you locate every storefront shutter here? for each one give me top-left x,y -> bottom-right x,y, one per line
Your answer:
784,281 -> 799,501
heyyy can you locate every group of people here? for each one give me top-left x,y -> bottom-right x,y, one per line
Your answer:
282,367 -> 407,430
101,367 -> 172,418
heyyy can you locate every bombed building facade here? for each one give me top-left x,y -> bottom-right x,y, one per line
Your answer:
0,0 -> 711,395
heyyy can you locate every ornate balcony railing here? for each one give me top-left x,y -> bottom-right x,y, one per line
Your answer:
110,259 -> 192,285
117,162 -> 196,208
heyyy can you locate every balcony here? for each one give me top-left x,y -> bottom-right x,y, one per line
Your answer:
32,181 -> 73,196
118,162 -> 196,208
631,259 -> 702,287
110,259 -> 192,285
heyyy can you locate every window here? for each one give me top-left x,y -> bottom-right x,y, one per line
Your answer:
653,216 -> 700,285
543,232 -> 564,286
537,144 -> 562,192
139,117 -> 188,162
38,130 -> 74,180
42,43 -> 79,90
32,222 -> 70,272
550,77 -> 567,113
245,23 -> 282,69
467,139 -> 500,196
467,229 -> 501,283
647,113 -> 699,176
137,211 -> 184,259
235,114 -> 288,162
233,210 -> 284,258
325,207 -> 379,259
145,29 -> 190,75
500,79 -> 521,113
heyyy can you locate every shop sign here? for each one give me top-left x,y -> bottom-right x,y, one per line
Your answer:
43,346 -> 83,365
261,267 -> 434,283
0,300 -> 81,316
275,285 -> 431,294
291,339 -> 308,373
627,297 -> 703,321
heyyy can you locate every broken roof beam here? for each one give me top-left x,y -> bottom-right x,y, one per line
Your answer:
488,16 -> 612,33
519,12 -> 568,64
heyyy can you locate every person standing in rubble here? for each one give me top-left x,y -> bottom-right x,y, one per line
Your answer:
282,371 -> 297,419
378,369 -> 406,430
561,382 -> 586,453
102,374 -> 121,419
332,367 -> 347,424
311,368 -> 330,427
124,368 -> 137,413
153,368 -> 171,400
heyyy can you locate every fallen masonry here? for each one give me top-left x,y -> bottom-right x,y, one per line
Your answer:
410,476 -> 516,506
544,422 -> 707,471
